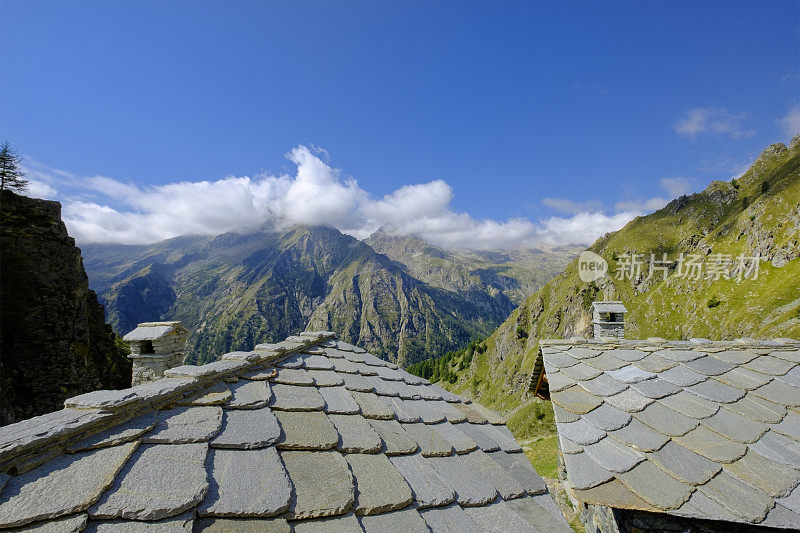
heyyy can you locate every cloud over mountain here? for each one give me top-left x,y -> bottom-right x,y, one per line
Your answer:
23,145 -> 676,249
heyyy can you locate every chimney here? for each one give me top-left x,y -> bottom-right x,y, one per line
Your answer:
592,301 -> 627,340
122,321 -> 190,386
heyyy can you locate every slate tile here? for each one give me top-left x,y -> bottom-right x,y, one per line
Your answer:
210,408 -> 281,449
431,401 -> 468,424
426,453 -> 498,506
546,371 -> 575,393
393,381 -> 423,400
753,379 -> 800,407
367,419 -> 419,455
68,413 -> 159,452
712,349 -> 760,365
552,403 -> 582,422
475,424 -> 522,453
409,385 -> 442,401
401,423 -> 454,457
463,498 -> 549,533
19,514 -> 88,533
633,402 -> 698,437
609,349 -> 648,362
228,381 -> 272,409
144,406 -> 222,443
270,384 -> 326,412
400,372 -> 427,386
558,419 -> 606,446
280,450 -> 354,519
682,356 -> 735,377
760,503 -> 800,530
291,513 -> 362,533
199,448 -> 291,517
358,507 -> 430,533
278,354 -> 304,369
558,435 -> 584,454
673,425 -> 747,463
453,422 -> 500,452
571,479 -> 651,510
0,442 -> 137,528
697,471 -> 774,523
272,368 -> 314,386
745,355 -> 795,376
546,352 -> 579,368
604,388 -> 653,413
319,387 -> 360,415
659,365 -> 705,387
350,391 -> 395,420
562,451 -> 614,490
345,453 -> 413,516
306,370 -> 344,387
716,367 -> 773,390
631,354 -> 677,373
379,396 -> 421,423
700,408 -> 767,443
580,375 -> 628,397
487,450 -> 547,495
427,384 -> 462,403
673,489 -> 740,523
609,418 -> 669,452
617,461 -> 692,510
419,504 -> 482,533
361,352 -> 392,367
686,379 -> 745,404
748,430 -> 800,466
582,403 -> 631,431
328,414 -> 382,454
585,353 -> 629,371
90,443 -> 208,521
770,348 -> 800,364
506,496 -> 573,532
429,422 -> 478,454
726,448 -> 800,498
274,411 -> 338,450
777,484 -> 800,516
561,363 -> 603,382
365,375 -> 399,397
777,366 -> 800,388
583,436 -> 644,473
461,450 -> 525,499
657,390 -> 719,419
629,378 -> 679,399
467,402 -> 506,425
341,351 -> 368,364
647,441 -> 721,485
726,393 -> 786,424
607,366 -> 656,384
340,373 -> 375,393
330,358 -> 359,374
239,367 -> 277,381
177,383 -> 233,406
354,363 -> 378,376
389,454 -> 456,509
302,355 -> 334,370
453,403 -> 488,424
552,385 -> 603,414
566,347 -> 602,360
404,400 -> 446,424
88,511 -> 195,532
374,366 -> 403,382
658,349 -> 705,362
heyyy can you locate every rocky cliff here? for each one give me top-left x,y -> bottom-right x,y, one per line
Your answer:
0,191 -> 131,425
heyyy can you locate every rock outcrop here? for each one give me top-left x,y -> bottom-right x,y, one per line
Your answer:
0,191 -> 131,425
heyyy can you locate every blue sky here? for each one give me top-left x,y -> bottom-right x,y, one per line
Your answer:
1,1 -> 798,247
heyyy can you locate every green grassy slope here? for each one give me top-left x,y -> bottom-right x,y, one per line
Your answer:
435,138 -> 799,468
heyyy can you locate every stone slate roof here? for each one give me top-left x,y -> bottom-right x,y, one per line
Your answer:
540,336 -> 800,530
122,321 -> 188,342
0,332 -> 570,532
591,302 -> 627,314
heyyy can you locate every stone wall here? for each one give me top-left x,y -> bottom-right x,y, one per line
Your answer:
593,322 -> 625,339
130,352 -> 185,385
0,190 -> 132,425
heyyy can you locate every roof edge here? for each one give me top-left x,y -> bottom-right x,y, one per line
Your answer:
0,331 -> 337,473
539,337 -> 800,349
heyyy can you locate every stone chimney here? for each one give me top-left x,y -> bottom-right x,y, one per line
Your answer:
592,301 -> 627,340
122,321 -> 190,386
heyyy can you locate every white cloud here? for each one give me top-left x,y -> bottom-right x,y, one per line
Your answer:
26,145 -> 698,250
777,104 -> 800,139
659,177 -> 694,197
673,107 -> 755,140
24,180 -> 59,199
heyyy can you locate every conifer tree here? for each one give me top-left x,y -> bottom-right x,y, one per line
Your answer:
0,141 -> 28,192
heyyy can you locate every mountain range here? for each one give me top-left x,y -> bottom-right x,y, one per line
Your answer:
81,226 -> 576,366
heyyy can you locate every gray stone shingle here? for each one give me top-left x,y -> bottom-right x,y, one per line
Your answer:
562,451 -> 614,489
658,365 -> 706,387
616,460 -> 693,510
552,385 -> 604,414
318,386 -> 360,415
143,406 -> 223,444
603,388 -> 654,413
358,507 -> 430,533
389,453 -> 456,509
697,471 -> 774,523
700,407 -> 767,443
419,504 -> 482,533
280,450 -> 354,519
725,448 -> 800,498
210,408 -> 281,449
583,435 -> 644,473
350,391 -> 395,420
199,447 -> 291,517
673,425 -> 747,463
306,370 -> 344,387
452,422 -> 501,452
633,402 -> 698,437
609,418 -> 669,452
68,413 -> 159,452
274,411 -> 338,451
228,381 -> 272,409
367,419 -> 419,455
582,402 -> 631,431
681,356 -> 735,377
269,384 -> 326,412
346,453 -> 413,516
428,422 -> 478,454
580,374 -> 628,397
291,513 -> 362,533
426,453 -> 498,506
487,450 -> 547,495
378,396 -> 421,423
460,450 -> 525,499
90,443 -> 208,521
339,372 -> 375,393
400,422 -> 454,457
557,418 -> 606,446
328,413 -> 383,454
272,367 -> 314,386
647,441 -> 721,485
463,498 -> 551,533
657,390 -> 719,419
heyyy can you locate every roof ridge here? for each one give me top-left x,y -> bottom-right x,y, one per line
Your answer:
539,337 -> 800,349
0,331 -> 337,473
